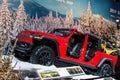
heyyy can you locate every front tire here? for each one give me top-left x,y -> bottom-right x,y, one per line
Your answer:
30,46 -> 55,66
97,64 -> 113,77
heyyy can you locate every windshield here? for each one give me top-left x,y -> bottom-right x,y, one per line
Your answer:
51,29 -> 72,37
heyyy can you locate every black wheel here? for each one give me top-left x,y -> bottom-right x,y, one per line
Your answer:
30,46 -> 55,66
115,56 -> 120,79
97,64 -> 113,77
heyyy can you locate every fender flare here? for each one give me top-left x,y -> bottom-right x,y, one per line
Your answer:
97,58 -> 113,68
97,58 -> 115,74
33,36 -> 60,57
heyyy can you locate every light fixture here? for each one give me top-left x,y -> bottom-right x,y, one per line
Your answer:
116,18 -> 119,23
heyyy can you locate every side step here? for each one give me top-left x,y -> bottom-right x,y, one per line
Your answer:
54,59 -> 75,67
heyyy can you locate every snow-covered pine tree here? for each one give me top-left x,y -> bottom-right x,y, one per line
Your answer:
68,9 -> 74,27
107,22 -> 116,35
81,9 -> 86,26
0,0 -> 13,57
0,0 -> 19,79
77,20 -> 83,32
53,12 -> 61,28
86,1 -> 94,27
27,16 -> 34,30
80,10 -> 87,31
12,0 -> 27,39
34,13 -> 41,31
45,11 -> 55,32
59,16 -> 65,28
79,1 -> 94,33
64,9 -> 74,28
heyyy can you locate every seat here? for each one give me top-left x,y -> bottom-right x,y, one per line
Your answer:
85,47 -> 97,61
69,43 -> 82,58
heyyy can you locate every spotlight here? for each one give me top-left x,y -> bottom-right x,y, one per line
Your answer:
116,18 -> 120,29
116,18 -> 120,23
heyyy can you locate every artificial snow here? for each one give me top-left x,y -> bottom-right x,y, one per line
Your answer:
11,56 -> 56,70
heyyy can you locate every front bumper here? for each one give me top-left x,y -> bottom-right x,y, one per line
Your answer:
14,42 -> 33,56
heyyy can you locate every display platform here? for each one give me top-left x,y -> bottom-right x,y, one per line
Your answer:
5,55 -> 114,80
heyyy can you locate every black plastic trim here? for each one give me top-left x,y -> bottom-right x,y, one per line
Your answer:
34,36 -> 60,57
97,58 -> 113,68
57,58 -> 97,70
15,43 -> 33,54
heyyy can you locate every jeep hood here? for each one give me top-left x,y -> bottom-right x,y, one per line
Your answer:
18,30 -> 67,43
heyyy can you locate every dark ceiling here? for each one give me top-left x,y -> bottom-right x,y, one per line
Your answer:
114,0 -> 120,2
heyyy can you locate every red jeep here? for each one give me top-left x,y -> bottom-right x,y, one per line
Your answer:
14,28 -> 118,77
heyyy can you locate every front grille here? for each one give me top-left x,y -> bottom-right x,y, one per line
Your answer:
18,31 -> 32,41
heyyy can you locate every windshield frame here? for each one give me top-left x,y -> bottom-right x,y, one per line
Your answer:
50,29 -> 73,37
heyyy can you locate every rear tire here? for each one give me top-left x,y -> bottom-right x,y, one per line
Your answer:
30,46 -> 55,66
97,64 -> 113,77
115,55 -> 120,79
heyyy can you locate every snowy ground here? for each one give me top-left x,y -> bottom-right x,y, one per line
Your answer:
11,56 -> 56,70
9,55 -> 57,79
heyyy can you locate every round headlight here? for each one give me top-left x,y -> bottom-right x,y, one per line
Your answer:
30,34 -> 34,38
